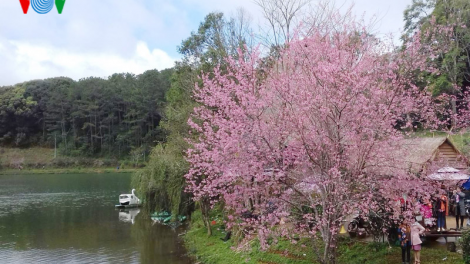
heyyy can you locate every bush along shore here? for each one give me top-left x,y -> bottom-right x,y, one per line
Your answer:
183,210 -> 465,264
0,147 -> 142,174
0,168 -> 137,175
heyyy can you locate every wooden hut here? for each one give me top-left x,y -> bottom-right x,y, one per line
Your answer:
403,136 -> 468,174
404,136 -> 469,218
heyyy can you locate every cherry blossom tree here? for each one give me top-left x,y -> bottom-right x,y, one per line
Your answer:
186,17 -> 441,264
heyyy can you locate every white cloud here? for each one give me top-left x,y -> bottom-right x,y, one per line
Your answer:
0,0 -> 413,86
0,40 -> 177,85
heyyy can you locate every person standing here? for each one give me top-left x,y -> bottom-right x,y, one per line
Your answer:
420,198 -> 433,229
398,220 -> 411,264
453,187 -> 466,230
434,193 -> 447,231
448,187 -> 456,216
410,218 -> 425,264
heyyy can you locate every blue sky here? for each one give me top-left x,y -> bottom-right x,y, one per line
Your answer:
0,0 -> 413,86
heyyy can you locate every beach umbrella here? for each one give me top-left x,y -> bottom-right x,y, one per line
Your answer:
463,179 -> 470,190
427,167 -> 470,181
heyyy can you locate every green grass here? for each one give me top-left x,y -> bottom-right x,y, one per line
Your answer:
184,210 -> 465,264
184,211 -> 311,264
449,133 -> 470,155
0,167 -> 137,175
0,147 -> 55,168
0,147 -> 142,173
337,239 -> 463,264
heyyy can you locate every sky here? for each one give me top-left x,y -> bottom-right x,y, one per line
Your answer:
0,0 -> 413,86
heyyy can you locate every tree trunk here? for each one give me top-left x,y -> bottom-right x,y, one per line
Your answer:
451,98 -> 457,129
200,197 -> 212,236
90,116 -> 94,151
323,237 -> 338,264
316,225 -> 338,264
42,119 -> 46,142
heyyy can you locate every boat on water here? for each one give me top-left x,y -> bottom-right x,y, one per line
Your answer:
118,208 -> 140,224
151,211 -> 187,224
115,189 -> 141,209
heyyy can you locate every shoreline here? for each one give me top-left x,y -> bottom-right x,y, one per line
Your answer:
0,168 -> 138,175
0,147 -> 145,175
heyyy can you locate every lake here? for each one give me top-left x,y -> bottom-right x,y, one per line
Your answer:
0,173 -> 193,264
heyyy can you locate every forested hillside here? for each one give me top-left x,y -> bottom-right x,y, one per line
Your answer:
0,69 -> 173,159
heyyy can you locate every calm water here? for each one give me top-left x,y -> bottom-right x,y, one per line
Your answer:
0,173 -> 193,264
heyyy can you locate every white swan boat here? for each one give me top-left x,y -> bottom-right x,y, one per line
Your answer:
115,189 -> 141,208
118,209 -> 140,224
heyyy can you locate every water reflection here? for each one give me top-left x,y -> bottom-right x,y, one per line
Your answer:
423,237 -> 453,248
0,173 -> 193,264
118,209 -> 140,224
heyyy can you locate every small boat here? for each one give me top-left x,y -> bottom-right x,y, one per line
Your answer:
118,208 -> 141,224
151,211 -> 172,223
115,189 -> 141,209
150,211 -> 187,224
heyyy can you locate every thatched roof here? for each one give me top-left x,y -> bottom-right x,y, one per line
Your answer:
404,137 -> 447,167
402,136 -> 467,173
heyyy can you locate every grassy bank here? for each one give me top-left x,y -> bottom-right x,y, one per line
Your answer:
0,168 -> 136,175
0,147 -> 142,174
184,211 -> 464,264
0,147 -> 55,168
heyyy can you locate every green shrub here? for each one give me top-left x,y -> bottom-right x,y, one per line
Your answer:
461,229 -> 470,264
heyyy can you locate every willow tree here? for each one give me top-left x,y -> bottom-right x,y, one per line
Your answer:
132,12 -> 253,228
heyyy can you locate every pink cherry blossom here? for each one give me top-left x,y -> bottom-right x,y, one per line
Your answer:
186,15 -> 450,264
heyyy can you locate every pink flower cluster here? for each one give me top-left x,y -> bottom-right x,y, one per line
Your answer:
185,16 -> 447,262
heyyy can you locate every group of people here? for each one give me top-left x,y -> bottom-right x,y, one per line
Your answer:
398,218 -> 425,264
420,186 -> 468,231
398,186 -> 468,264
